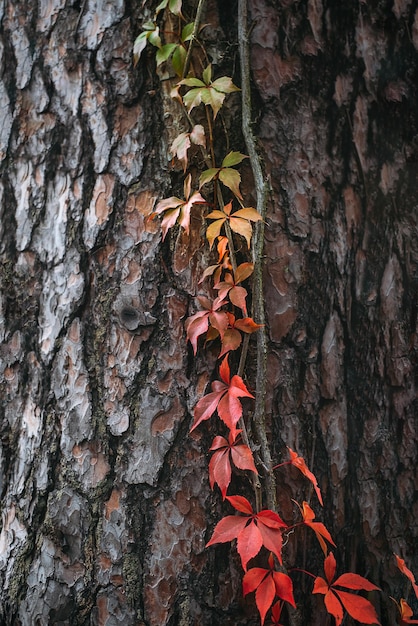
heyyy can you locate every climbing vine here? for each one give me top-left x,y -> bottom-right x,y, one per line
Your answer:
134,1 -> 418,624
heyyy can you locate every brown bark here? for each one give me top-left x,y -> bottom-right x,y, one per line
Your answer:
0,1 -> 416,625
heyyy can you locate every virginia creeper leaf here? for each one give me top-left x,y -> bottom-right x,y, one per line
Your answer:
207,495 -> 287,571
313,552 -> 381,626
209,432 -> 257,498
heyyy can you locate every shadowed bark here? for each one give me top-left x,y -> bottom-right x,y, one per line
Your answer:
0,1 -> 416,625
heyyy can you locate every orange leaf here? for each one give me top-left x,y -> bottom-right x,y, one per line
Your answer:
395,555 -> 418,599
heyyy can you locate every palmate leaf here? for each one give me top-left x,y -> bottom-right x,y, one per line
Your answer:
133,22 -> 161,66
206,201 -> 262,249
209,431 -> 257,498
179,66 -> 239,118
313,552 -> 380,626
199,152 -> 247,199
153,174 -> 206,238
191,355 -> 254,437
206,495 -> 287,571
185,295 -> 228,354
170,125 -> 205,171
243,554 -> 296,625
209,312 -> 261,358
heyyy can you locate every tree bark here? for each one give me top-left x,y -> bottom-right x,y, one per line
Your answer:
0,1 -> 416,625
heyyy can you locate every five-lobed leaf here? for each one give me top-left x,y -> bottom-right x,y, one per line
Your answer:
209,432 -> 257,498
243,554 -> 296,625
154,173 -> 206,239
191,355 -> 254,437
313,552 -> 381,626
207,495 -> 287,571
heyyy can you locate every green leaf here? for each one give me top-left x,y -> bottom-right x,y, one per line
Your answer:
169,0 -> 183,15
202,64 -> 212,85
181,22 -> 195,42
148,28 -> 161,48
182,87 -> 203,113
219,168 -> 243,199
143,21 -> 157,30
179,77 -> 205,87
133,32 -> 148,66
156,43 -> 177,66
201,87 -> 225,118
155,0 -> 169,14
172,45 -> 186,77
200,168 -> 220,188
211,76 -> 240,93
222,151 -> 248,168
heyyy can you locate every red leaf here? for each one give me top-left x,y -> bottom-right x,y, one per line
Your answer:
185,314 -> 209,354
287,447 -> 323,505
234,317 -> 263,333
257,522 -> 284,565
208,447 -> 231,497
272,572 -> 296,608
255,574 -> 276,625
237,521 -> 263,571
243,561 -> 295,625
226,494 -> 253,514
192,384 -> 227,431
334,589 -> 380,625
313,553 -> 381,626
230,443 -> 257,474
334,573 -> 380,592
324,552 -> 337,584
271,601 -> 284,626
219,354 -> 231,384
324,590 -> 344,626
208,434 -> 257,498
219,328 -> 242,357
243,567 -> 269,595
299,501 -> 335,555
206,515 -> 248,547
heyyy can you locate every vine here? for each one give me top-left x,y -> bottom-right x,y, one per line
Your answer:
134,2 -> 418,624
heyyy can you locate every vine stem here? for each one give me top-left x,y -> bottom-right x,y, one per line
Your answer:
238,0 -> 277,513
181,0 -> 206,79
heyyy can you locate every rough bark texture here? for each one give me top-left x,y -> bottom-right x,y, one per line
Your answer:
0,1 -> 416,625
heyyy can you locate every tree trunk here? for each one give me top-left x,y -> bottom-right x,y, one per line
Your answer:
0,1 -> 416,625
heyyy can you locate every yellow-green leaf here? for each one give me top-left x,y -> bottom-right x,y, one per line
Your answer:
172,45 -> 186,76
211,76 -> 240,94
202,64 -> 212,85
200,168 -> 220,188
222,151 -> 248,168
156,43 -> 177,66
219,168 -> 242,199
182,22 -> 194,42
